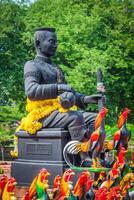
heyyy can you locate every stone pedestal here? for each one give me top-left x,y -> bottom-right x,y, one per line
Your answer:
11,128 -> 70,186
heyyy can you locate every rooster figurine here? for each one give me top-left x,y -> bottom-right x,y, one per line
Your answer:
2,177 -> 17,200
53,168 -> 75,200
51,175 -> 61,199
94,107 -> 108,130
118,108 -> 130,129
120,172 -> 134,199
21,173 -> 38,200
91,107 -> 108,167
94,186 -> 108,200
100,167 -> 120,190
113,146 -> 127,171
108,186 -> 121,200
106,108 -> 131,154
0,175 -> 8,198
93,171 -> 106,189
22,168 -> 50,200
85,178 -> 94,200
113,107 -> 131,155
73,170 -> 91,200
36,168 -> 50,200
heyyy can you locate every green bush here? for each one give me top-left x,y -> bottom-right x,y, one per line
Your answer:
105,123 -> 134,142
0,104 -> 24,144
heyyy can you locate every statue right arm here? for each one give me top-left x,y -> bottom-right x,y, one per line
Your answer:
24,61 -> 58,100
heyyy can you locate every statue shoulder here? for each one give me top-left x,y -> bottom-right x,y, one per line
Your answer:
24,59 -> 41,79
24,59 -> 40,72
24,59 -> 35,68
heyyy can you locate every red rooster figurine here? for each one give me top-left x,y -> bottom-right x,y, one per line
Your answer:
94,107 -> 108,130
118,108 -> 130,129
2,177 -> 17,200
85,178 -> 95,200
113,146 -> 127,172
0,175 -> 8,198
108,186 -> 121,200
95,186 -> 108,200
53,168 -> 75,200
115,108 -> 131,154
73,170 -> 91,199
105,108 -> 130,155
52,175 -> 61,199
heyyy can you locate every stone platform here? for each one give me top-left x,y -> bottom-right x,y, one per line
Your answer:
11,128 -> 70,186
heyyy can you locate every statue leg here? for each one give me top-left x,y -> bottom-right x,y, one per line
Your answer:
42,110 -> 86,141
81,111 -> 98,138
42,110 -> 98,167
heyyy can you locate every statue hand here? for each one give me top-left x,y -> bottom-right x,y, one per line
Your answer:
84,94 -> 106,104
60,92 -> 76,109
58,84 -> 75,95
97,84 -> 105,92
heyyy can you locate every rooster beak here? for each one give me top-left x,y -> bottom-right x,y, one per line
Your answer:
72,172 -> 75,175
47,172 -> 51,176
13,182 -> 17,186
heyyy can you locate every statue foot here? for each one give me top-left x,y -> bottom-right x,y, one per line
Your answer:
80,152 -> 92,167
81,158 -> 92,167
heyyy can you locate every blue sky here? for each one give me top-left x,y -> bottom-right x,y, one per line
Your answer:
29,0 -> 35,3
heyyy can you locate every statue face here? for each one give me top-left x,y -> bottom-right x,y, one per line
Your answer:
38,31 -> 57,57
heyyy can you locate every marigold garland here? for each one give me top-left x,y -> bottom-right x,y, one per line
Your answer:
17,96 -> 77,134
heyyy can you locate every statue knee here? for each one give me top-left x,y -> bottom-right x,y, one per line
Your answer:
67,111 -> 86,141
68,111 -> 85,126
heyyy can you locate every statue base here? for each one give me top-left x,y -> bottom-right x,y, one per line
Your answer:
11,128 -> 70,186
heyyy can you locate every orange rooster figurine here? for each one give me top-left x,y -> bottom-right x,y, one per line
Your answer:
73,170 -> 91,200
90,107 -> 108,168
0,175 -> 8,198
104,108 -> 130,158
118,108 -> 130,129
21,174 -> 37,200
2,177 -> 17,200
94,107 -> 108,130
53,168 -> 75,200
114,108 -> 130,154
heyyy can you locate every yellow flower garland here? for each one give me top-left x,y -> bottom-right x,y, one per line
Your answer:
17,96 -> 77,134
10,96 -> 77,158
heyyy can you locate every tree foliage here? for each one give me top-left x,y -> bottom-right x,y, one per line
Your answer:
0,0 -> 27,105
0,0 -> 134,132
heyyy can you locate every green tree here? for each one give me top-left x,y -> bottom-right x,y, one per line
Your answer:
0,0 -> 27,105
22,0 -> 134,124
0,0 -> 28,142
0,0 -> 134,127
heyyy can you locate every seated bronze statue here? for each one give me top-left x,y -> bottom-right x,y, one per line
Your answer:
11,27 -> 104,166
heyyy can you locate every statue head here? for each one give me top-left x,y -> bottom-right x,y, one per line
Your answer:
34,27 -> 57,57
